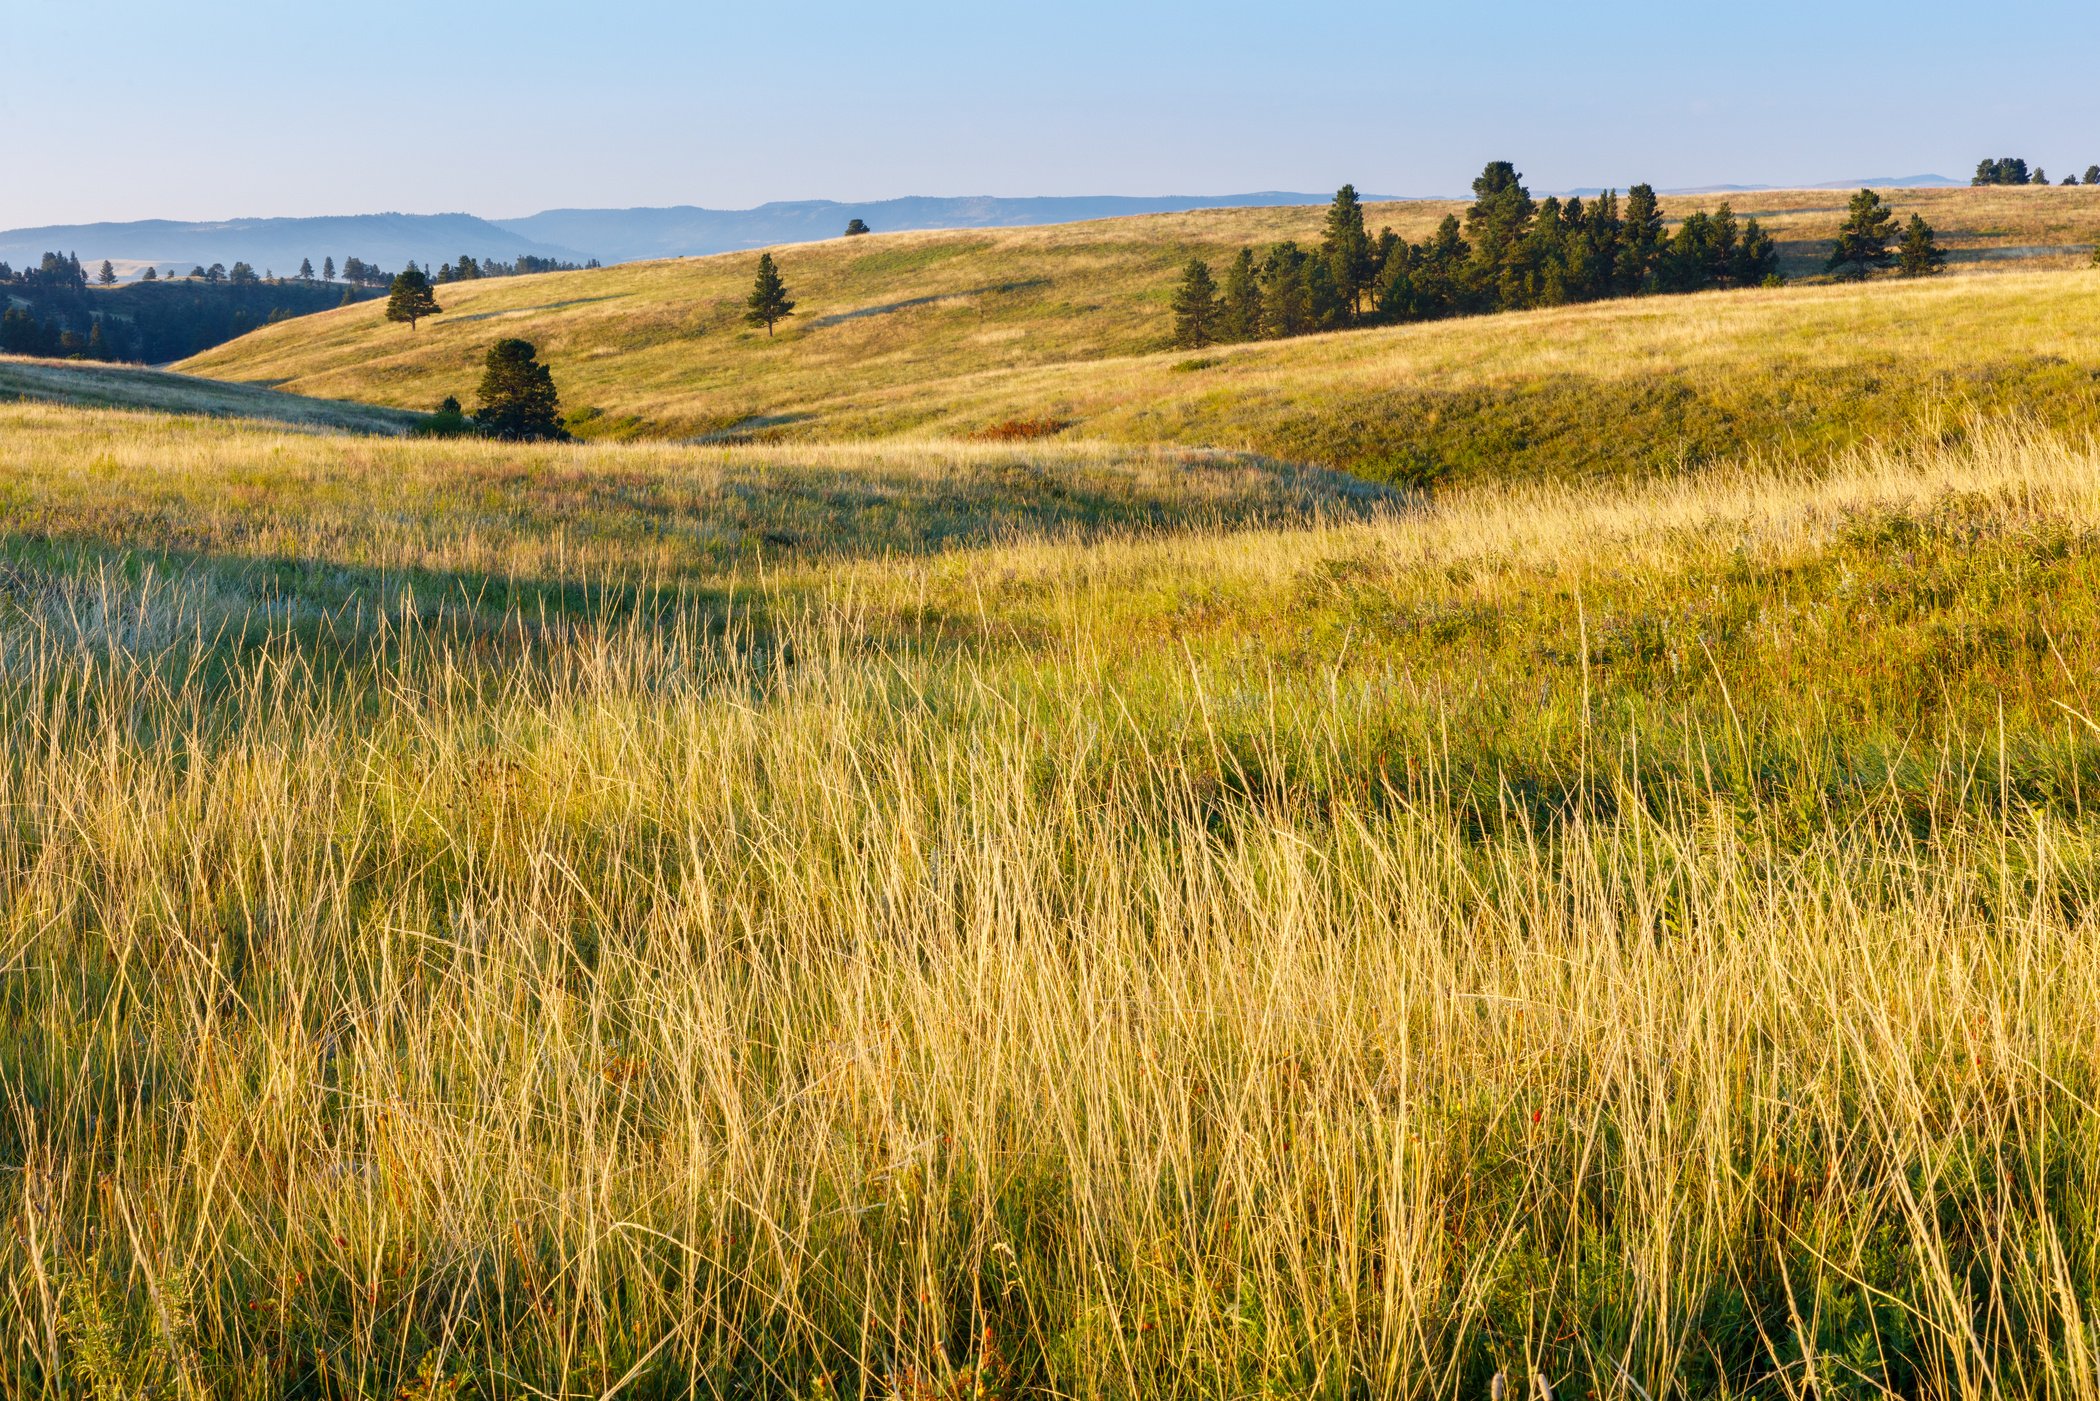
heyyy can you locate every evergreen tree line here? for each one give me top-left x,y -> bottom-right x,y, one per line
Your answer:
0,306 -> 122,360
2,251 -> 378,363
435,252 -> 600,284
1170,165 -> 1783,349
1973,158 -> 2100,187
0,252 -> 91,293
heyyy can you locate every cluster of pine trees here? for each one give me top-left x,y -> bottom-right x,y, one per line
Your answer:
1973,158 -> 2100,187
1170,165 -> 1782,348
0,252 -> 91,292
1,248 -> 377,362
435,252 -> 598,284
0,306 -> 120,359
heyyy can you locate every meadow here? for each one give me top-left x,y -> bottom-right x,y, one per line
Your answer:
175,190 -> 2100,485
4,376 -> 2100,1398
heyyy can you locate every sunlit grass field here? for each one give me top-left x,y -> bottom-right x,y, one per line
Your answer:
5,389 -> 2100,1396
0,356 -> 416,435
177,193 -> 2100,483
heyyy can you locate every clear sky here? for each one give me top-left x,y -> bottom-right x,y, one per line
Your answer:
7,0 -> 2099,227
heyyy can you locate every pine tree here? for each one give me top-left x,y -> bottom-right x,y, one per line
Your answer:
745,253 -> 795,336
844,218 -> 871,236
1464,162 -> 1536,311
1826,189 -> 1898,279
1733,218 -> 1781,286
1896,214 -> 1947,277
1372,240 -> 1416,321
299,257 -> 315,282
1579,190 -> 1622,299
473,338 -> 568,441
1412,215 -> 1471,318
1219,248 -> 1263,342
1320,185 -> 1375,317
2032,168 -> 2048,185
1616,185 -> 1665,294
1169,259 -> 1220,348
2087,166 -> 2100,186
384,265 -> 442,329
1259,244 -> 1311,338
141,266 -> 157,282
324,256 -> 336,281
97,260 -> 116,286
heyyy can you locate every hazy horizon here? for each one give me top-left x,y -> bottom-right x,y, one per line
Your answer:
7,0 -> 2097,229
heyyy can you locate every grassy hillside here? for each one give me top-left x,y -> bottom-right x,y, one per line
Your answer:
4,398 -> 2100,1395
180,189 -> 2100,481
0,401 -> 1384,585
0,354 -> 418,433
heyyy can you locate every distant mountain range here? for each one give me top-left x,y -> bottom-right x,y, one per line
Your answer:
495,193 -> 1395,265
1,180 -> 1961,280
1553,175 -> 1962,198
0,194 -> 1382,279
0,213 -> 590,282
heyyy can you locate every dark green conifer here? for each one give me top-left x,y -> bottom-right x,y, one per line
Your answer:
1320,185 -> 1375,317
473,338 -> 568,441
745,253 -> 795,336
1218,249 -> 1262,342
1616,185 -> 1664,293
384,266 -> 442,329
1896,214 -> 1947,277
1826,189 -> 1898,279
1169,259 -> 1220,348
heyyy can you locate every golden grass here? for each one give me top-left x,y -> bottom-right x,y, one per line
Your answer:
4,402 -> 2100,1396
0,354 -> 417,434
177,195 -> 2100,483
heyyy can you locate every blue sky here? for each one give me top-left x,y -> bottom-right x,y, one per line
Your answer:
8,0 -> 2099,226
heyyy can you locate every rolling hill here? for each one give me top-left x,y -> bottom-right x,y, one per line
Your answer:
0,355 -> 420,433
183,186 -> 2100,485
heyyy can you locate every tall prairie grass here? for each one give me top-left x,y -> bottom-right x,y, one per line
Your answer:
2,413 -> 2098,1397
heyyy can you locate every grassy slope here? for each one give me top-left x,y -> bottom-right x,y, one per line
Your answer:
0,354 -> 419,433
4,401 -> 2100,1394
0,401 -> 1388,586
180,188 -> 2100,460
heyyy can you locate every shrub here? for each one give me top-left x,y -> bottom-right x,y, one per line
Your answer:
970,417 -> 1071,442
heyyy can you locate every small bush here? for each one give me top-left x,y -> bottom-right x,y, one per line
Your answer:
970,417 -> 1072,442
411,395 -> 473,438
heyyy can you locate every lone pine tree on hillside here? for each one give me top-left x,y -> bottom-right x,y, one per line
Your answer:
298,257 -> 315,281
385,265 -> 442,329
844,218 -> 871,236
1827,189 -> 1899,279
473,339 -> 568,441
1896,214 -> 1947,277
745,253 -> 795,336
1170,258 -> 1220,348
323,256 -> 336,281
97,260 -> 116,286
